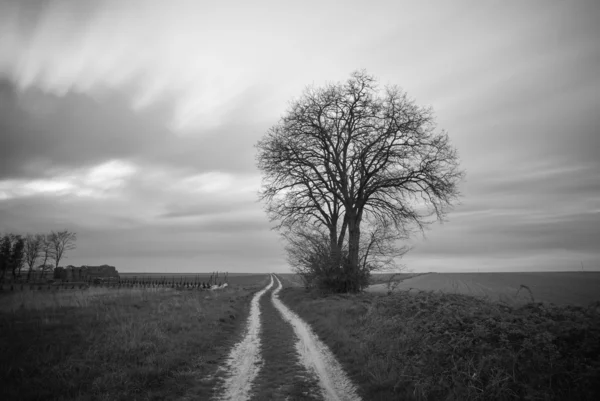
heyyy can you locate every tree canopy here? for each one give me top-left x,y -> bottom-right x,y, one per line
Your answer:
257,71 -> 463,292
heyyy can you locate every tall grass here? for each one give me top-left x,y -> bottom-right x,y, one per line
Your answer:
0,286 -> 172,312
0,281 -> 267,400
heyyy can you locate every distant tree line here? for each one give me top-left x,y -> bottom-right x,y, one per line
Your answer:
0,230 -> 76,282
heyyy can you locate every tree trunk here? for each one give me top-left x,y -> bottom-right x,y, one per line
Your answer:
347,212 -> 362,293
337,216 -> 348,252
329,229 -> 342,268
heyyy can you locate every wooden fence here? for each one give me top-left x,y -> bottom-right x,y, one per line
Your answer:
0,272 -> 229,292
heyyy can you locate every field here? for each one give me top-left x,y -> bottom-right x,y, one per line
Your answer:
119,272 -> 266,287
280,272 -> 427,290
367,272 -> 426,285
0,274 -> 269,400
2,271 -> 599,400
367,272 -> 600,306
281,281 -> 600,400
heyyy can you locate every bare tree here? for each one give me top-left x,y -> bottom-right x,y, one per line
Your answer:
0,234 -> 12,282
48,230 -> 77,270
10,235 -> 25,279
359,218 -> 411,273
264,174 -> 347,264
39,234 -> 53,278
257,71 -> 463,292
25,234 -> 43,281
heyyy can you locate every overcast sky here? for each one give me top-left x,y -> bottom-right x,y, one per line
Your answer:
1,0 -> 598,273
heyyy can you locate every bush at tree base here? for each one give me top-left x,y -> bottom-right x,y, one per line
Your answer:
297,251 -> 370,294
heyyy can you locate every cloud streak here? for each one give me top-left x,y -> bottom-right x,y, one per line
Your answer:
0,0 -> 598,273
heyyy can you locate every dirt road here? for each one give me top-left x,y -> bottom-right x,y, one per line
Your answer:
213,274 -> 361,401
217,275 -> 274,401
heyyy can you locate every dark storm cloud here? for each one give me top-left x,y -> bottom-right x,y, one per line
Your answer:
78,225 -> 279,259
159,205 -> 240,219
0,79 -> 172,178
159,200 -> 258,219
0,79 -> 270,180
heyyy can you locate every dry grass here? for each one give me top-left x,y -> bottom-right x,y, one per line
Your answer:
0,275 -> 269,401
280,287 -> 600,400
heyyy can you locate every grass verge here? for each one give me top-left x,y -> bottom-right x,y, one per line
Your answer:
279,287 -> 600,400
0,275 -> 268,401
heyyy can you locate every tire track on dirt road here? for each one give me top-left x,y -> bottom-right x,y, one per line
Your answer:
215,275 -> 274,401
271,275 -> 362,401
214,274 -> 361,401
249,275 -> 322,400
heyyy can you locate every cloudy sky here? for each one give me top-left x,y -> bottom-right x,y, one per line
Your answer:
0,0 -> 598,273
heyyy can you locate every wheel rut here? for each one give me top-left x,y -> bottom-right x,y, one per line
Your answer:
214,276 -> 274,401
271,275 -> 361,401
249,277 -> 322,401
210,274 -> 361,401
